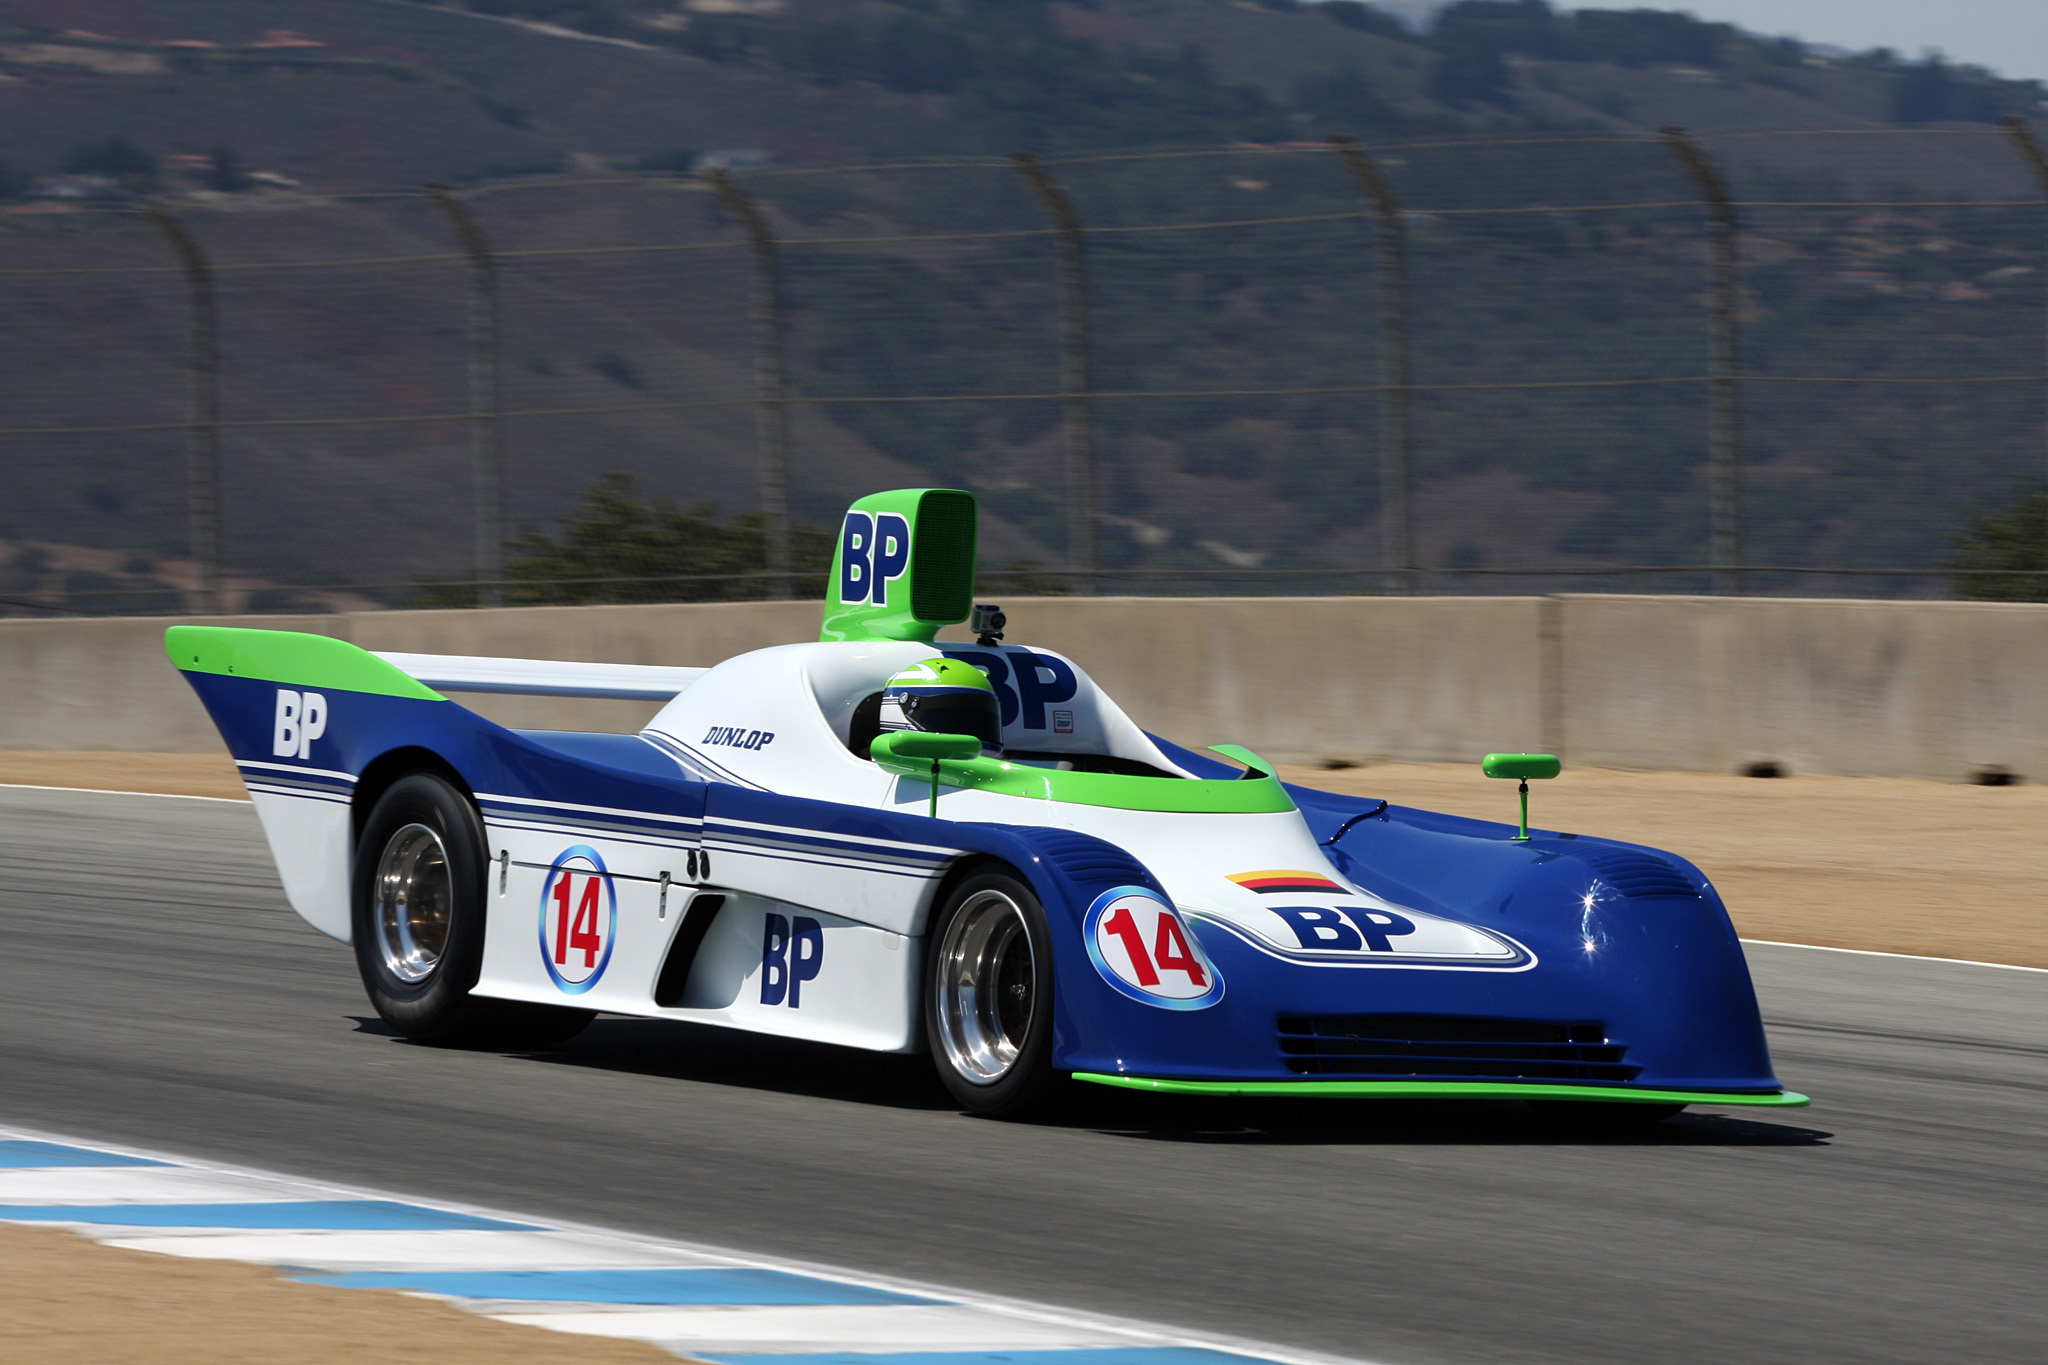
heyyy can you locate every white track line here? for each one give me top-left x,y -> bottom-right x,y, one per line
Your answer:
0,783 -> 249,803
0,1120 -> 1387,1365
1740,939 -> 2048,974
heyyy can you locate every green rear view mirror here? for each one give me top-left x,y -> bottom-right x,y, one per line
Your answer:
878,731 -> 983,762
1482,752 -> 1560,842
871,731 -> 984,818
1482,754 -> 1561,781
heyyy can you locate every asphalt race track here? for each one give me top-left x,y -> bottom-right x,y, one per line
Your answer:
1,786 -> 2042,1365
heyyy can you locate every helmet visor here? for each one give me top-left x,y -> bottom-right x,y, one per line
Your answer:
896,686 -> 1003,749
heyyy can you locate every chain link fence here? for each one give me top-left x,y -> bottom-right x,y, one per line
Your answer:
3,123 -> 2046,615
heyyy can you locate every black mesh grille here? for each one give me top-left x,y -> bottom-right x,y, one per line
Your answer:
1572,849 -> 1698,899
911,489 -> 977,624
1277,1013 -> 1640,1081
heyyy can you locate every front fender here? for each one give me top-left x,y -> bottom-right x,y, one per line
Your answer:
1018,804 -> 1783,1093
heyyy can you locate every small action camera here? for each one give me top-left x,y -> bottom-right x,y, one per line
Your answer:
970,603 -> 1006,646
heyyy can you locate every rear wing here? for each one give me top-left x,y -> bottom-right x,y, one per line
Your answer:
374,652 -> 704,701
166,628 -> 704,703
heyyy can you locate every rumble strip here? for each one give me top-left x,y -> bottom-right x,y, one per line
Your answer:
0,1125 -> 1369,1365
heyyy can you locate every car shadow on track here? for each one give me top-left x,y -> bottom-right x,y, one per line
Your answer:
355,1015 -> 961,1112
1073,1094 -> 1832,1147
353,1015 -> 1831,1145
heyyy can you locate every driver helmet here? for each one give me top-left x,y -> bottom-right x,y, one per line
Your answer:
878,657 -> 1002,753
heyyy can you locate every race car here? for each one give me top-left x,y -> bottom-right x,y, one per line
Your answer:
168,487 -> 1806,1120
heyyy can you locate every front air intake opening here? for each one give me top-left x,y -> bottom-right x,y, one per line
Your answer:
1277,1013 -> 1640,1082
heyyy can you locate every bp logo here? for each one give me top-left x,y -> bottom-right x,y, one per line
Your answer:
537,845 -> 617,994
1083,886 -> 1223,1010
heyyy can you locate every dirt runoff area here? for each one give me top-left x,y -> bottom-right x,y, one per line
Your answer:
5,750 -> 2045,969
0,1221 -> 675,1365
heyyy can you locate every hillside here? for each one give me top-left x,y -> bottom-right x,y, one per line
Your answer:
1,0 -> 2044,607
6,1 -> 2039,182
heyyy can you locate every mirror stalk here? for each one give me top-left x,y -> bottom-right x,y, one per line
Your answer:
1482,753 -> 1561,842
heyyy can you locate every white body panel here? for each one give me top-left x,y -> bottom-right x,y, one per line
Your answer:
672,894 -> 919,1051
240,763 -> 356,942
643,640 -> 927,798
476,825 -> 921,1052
699,816 -> 954,937
474,804 -> 698,1006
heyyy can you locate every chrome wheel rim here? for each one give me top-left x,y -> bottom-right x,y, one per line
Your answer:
935,889 -> 1036,1085
373,823 -> 452,984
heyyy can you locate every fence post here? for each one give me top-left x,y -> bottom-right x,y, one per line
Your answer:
1661,126 -> 1744,597
1330,136 -> 1414,596
705,168 -> 793,599
1012,153 -> 1096,595
143,204 -> 223,616
2000,116 -> 2048,493
426,186 -> 506,608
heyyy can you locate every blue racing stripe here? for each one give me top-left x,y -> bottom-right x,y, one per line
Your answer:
293,1267 -> 941,1306
696,1352 -> 1289,1365
0,1201 -> 540,1231
0,1140 -> 168,1169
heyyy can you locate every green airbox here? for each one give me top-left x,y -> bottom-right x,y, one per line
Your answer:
820,488 -> 978,644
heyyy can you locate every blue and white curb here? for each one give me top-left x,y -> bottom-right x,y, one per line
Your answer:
0,1125 -> 1373,1365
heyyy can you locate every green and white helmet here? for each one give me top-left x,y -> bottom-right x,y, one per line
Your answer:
879,657 -> 1002,752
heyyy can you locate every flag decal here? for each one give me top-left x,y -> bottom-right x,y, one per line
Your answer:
1227,870 -> 1347,895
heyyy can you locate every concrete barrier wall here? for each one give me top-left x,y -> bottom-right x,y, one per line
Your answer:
1558,595 -> 2048,780
1005,596 -> 1548,766
4,595 -> 2045,780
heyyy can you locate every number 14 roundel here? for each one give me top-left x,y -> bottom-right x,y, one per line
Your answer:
1084,887 -> 1224,1010
538,845 -> 618,994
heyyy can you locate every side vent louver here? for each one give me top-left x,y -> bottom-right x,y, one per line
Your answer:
1025,829 -> 1152,889
1571,849 -> 1698,899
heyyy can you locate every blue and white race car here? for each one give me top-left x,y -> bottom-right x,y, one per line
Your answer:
170,488 -> 1805,1120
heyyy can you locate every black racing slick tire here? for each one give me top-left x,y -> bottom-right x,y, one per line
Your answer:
924,869 -> 1061,1117
351,772 -> 593,1049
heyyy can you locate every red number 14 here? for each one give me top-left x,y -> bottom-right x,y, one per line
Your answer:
1102,905 -> 1206,987
551,873 -> 604,967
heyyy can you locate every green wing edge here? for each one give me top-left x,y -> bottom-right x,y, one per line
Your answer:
165,626 -> 445,701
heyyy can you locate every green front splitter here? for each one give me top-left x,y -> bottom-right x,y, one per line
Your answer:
1071,1073 -> 1810,1106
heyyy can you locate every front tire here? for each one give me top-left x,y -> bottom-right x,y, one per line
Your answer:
924,870 -> 1060,1117
352,772 -> 592,1049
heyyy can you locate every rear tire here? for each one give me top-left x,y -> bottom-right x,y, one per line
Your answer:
352,772 -> 592,1049
924,870 -> 1060,1117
